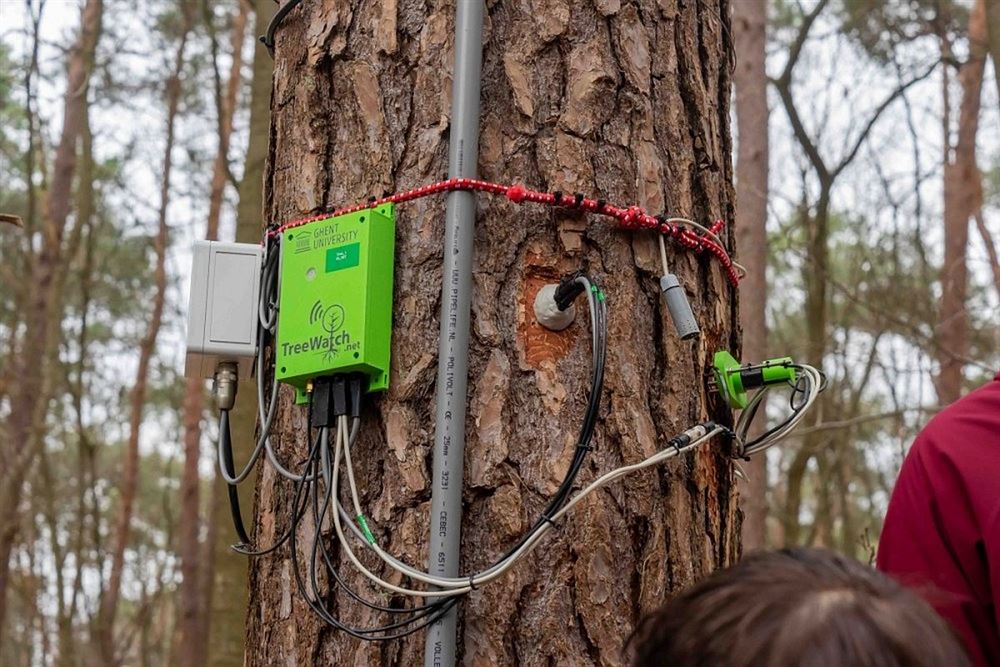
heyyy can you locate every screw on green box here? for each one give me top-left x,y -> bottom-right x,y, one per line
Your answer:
713,351 -> 796,409
275,205 -> 395,403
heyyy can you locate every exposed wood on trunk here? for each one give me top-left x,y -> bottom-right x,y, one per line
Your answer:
732,0 -> 769,551
94,4 -> 194,662
0,0 -> 102,643
174,3 -> 249,663
936,0 -> 987,405
245,1 -> 739,664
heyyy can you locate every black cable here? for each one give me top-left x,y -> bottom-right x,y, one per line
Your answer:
227,265 -> 605,637
311,419 -> 450,616
287,428 -> 455,640
260,0 -> 304,56
303,390 -> 455,635
739,367 -> 816,452
230,429 -> 321,556
302,277 -> 604,633
308,463 -> 454,629
489,274 -> 607,561
219,410 -> 252,545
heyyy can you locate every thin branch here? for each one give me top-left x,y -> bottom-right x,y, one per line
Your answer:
793,408 -> 941,436
974,209 -> 1000,300
832,61 -> 940,178
771,0 -> 832,182
778,0 -> 830,84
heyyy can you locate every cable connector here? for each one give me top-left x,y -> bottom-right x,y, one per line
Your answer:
311,376 -> 349,427
666,421 -> 716,453
553,272 -> 587,311
535,271 -> 589,332
713,351 -> 797,409
212,363 -> 239,411
659,274 -> 699,340
348,373 -> 365,419
356,514 -> 376,545
534,284 -> 576,331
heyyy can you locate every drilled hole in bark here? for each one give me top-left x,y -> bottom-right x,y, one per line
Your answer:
520,259 -> 576,368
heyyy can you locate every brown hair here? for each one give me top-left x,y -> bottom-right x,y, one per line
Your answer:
628,548 -> 968,667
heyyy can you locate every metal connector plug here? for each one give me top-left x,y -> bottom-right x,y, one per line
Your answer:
667,421 -> 717,453
212,362 -> 239,411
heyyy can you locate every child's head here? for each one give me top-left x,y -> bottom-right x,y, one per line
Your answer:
629,548 -> 967,667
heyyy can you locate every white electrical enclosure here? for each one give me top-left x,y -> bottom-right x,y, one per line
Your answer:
185,240 -> 262,379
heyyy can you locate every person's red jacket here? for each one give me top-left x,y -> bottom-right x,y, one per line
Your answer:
878,374 -> 1000,666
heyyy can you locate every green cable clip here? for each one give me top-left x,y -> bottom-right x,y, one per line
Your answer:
712,351 -> 797,409
357,514 -> 376,545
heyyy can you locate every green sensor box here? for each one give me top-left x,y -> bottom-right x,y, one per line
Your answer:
275,205 -> 396,402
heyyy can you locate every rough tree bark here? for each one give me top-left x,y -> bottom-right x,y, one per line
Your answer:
174,2 -> 248,663
936,0 -> 986,405
0,0 -> 102,646
732,0 -> 769,551
246,1 -> 739,664
94,3 -> 194,662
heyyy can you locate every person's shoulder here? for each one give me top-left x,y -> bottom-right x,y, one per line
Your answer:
911,376 -> 1000,462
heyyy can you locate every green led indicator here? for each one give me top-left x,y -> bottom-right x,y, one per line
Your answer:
326,242 -> 360,273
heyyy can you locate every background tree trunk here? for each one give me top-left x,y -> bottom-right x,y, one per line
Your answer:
0,0 -> 102,644
732,0 -> 769,551
246,1 -> 739,664
936,0 -> 986,405
207,2 -> 276,664
94,3 -> 194,661
984,0 -> 1000,95
174,2 -> 249,663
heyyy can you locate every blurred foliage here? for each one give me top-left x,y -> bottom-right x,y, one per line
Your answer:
836,0 -> 966,62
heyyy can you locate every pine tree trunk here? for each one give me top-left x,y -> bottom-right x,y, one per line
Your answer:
95,3 -> 194,661
246,1 -> 739,664
936,0 -> 986,405
174,2 -> 249,662
0,0 -> 102,647
732,0 -> 768,551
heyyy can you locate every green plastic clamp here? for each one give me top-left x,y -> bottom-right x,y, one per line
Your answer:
713,351 -> 797,409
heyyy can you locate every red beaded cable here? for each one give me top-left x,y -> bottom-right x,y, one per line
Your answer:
267,178 -> 740,286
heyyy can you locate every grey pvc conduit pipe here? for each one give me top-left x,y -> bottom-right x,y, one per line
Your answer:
424,2 -> 485,666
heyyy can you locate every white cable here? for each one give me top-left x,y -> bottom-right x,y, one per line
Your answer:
333,411 -> 724,595
218,335 -> 278,485
256,319 -> 317,482
327,367 -> 819,598
734,364 -> 822,458
241,235 -> 317,483
332,370 -> 822,596
261,345 -> 315,482
335,284 -> 600,592
330,415 -> 467,598
576,275 -> 598,372
657,234 -> 670,276
660,217 -> 748,279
